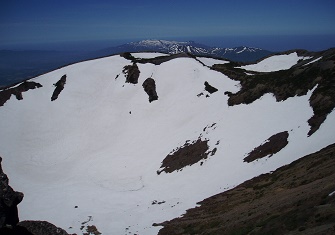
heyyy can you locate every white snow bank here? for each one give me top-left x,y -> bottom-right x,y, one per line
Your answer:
303,57 -> 322,66
245,72 -> 254,75
237,52 -> 304,72
131,52 -> 168,59
196,57 -> 229,67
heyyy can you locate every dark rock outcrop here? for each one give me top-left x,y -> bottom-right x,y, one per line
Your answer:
51,75 -> 66,101
17,221 -> 69,235
0,225 -> 33,235
0,157 -> 24,228
204,81 -> 218,94
157,143 -> 335,235
213,48 -> 335,136
142,78 -> 158,102
0,158 -> 70,235
0,81 -> 42,107
157,138 -> 217,174
243,131 -> 289,162
121,52 -> 193,65
122,63 -> 140,84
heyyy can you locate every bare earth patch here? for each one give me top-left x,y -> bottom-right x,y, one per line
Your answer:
157,138 -> 216,174
156,143 -> 335,235
244,131 -> 289,163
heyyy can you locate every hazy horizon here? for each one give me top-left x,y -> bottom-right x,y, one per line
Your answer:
1,0 -> 335,52
1,34 -> 335,52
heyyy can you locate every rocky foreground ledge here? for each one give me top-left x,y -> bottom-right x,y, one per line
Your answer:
156,143 -> 335,235
0,157 -> 69,235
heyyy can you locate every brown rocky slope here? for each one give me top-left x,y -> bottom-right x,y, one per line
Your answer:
156,143 -> 335,235
213,48 -> 335,136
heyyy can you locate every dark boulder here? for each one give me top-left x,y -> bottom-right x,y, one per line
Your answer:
18,220 -> 69,235
142,78 -> 158,102
51,75 -> 67,101
122,63 -> 140,84
0,157 -> 24,228
204,81 -> 218,94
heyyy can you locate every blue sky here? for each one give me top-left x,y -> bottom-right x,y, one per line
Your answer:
1,0 -> 335,50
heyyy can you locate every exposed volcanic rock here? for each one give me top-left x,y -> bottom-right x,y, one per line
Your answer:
121,52 -> 194,65
17,221 -> 69,235
0,90 -> 12,107
51,75 -> 66,101
157,138 -> 216,174
307,72 -> 335,136
0,81 -> 42,107
122,63 -> 140,84
204,81 -> 218,94
84,225 -> 101,235
142,78 -> 158,102
120,52 -> 136,61
156,143 -> 335,235
0,225 -> 33,235
214,48 -> 335,136
0,158 -> 69,235
0,157 -> 24,228
137,53 -> 195,65
243,131 -> 289,162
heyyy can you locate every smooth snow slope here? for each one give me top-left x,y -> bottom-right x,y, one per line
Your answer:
196,57 -> 229,67
1,53 -> 335,235
237,52 -> 307,72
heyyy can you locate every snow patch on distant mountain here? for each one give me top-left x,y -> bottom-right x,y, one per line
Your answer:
235,46 -> 261,54
117,39 -> 272,62
130,39 -> 183,47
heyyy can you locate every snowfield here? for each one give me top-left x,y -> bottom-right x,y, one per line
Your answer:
131,52 -> 168,59
237,52 -> 306,72
0,53 -> 334,235
196,57 -> 229,67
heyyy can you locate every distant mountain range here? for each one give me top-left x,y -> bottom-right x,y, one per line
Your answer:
101,39 -> 273,62
0,39 -> 273,88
